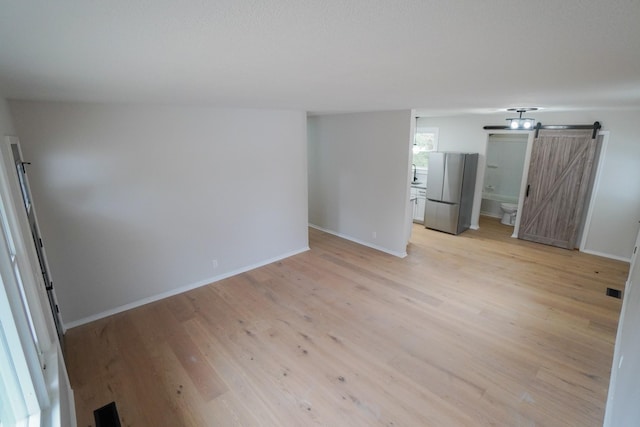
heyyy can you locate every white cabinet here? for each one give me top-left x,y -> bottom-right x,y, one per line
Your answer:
416,189 -> 426,222
412,187 -> 427,223
410,188 -> 418,221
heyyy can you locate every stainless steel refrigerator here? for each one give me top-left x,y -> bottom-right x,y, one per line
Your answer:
424,152 -> 478,235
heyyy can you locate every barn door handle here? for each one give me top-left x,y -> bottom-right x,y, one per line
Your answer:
526,185 -> 530,197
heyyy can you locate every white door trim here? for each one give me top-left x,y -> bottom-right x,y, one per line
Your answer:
579,130 -> 609,252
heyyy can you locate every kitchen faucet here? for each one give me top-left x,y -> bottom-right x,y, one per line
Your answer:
412,164 -> 418,182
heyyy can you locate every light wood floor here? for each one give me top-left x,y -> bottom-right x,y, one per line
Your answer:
65,217 -> 629,426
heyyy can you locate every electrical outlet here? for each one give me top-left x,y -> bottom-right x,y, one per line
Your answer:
212,259 -> 218,269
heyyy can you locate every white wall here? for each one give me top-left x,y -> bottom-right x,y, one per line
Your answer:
420,109 -> 640,260
308,110 -> 413,257
484,134 -> 528,200
604,230 -> 640,426
0,98 -> 14,135
9,101 -> 309,325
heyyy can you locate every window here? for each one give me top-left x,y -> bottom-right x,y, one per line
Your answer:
413,126 -> 438,169
0,138 -> 58,427
0,205 -> 46,426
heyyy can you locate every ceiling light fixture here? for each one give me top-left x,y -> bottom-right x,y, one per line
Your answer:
506,108 -> 538,129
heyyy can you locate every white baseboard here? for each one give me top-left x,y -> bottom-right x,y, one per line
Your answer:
479,211 -> 501,219
63,246 -> 310,329
470,224 -> 480,230
309,224 -> 407,258
581,249 -> 631,263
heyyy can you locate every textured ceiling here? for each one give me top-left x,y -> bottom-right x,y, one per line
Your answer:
0,0 -> 639,114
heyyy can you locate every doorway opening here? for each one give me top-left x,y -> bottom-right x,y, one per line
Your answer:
480,133 -> 528,235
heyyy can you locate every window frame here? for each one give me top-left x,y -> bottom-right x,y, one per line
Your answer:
0,136 -> 61,427
0,194 -> 48,424
413,126 -> 439,171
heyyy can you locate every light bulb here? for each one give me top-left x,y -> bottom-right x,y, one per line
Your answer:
510,120 -> 519,129
523,120 -> 532,129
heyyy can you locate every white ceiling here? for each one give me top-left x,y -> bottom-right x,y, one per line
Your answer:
1,0 -> 639,114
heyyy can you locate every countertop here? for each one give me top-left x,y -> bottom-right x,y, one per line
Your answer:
411,181 -> 427,189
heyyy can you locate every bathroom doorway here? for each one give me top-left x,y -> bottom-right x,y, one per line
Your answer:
481,133 -> 528,234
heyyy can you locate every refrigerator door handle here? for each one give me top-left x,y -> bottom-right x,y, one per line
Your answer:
427,199 -> 457,205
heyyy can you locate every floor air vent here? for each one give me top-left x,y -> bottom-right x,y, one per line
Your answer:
606,288 -> 622,299
94,401 -> 121,427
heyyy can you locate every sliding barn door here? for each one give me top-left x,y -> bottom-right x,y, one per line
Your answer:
518,129 -> 597,249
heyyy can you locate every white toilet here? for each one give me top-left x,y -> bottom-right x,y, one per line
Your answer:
500,203 -> 518,226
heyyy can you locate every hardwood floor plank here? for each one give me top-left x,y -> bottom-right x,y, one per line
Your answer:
152,302 -> 228,402
65,318 -> 125,427
234,271 -> 476,426
65,217 -> 628,426
111,313 -> 188,426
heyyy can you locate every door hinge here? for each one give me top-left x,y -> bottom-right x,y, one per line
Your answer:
634,246 -> 637,255
39,238 -> 43,247
45,281 -> 53,291
55,305 -> 59,313
526,185 -> 531,197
